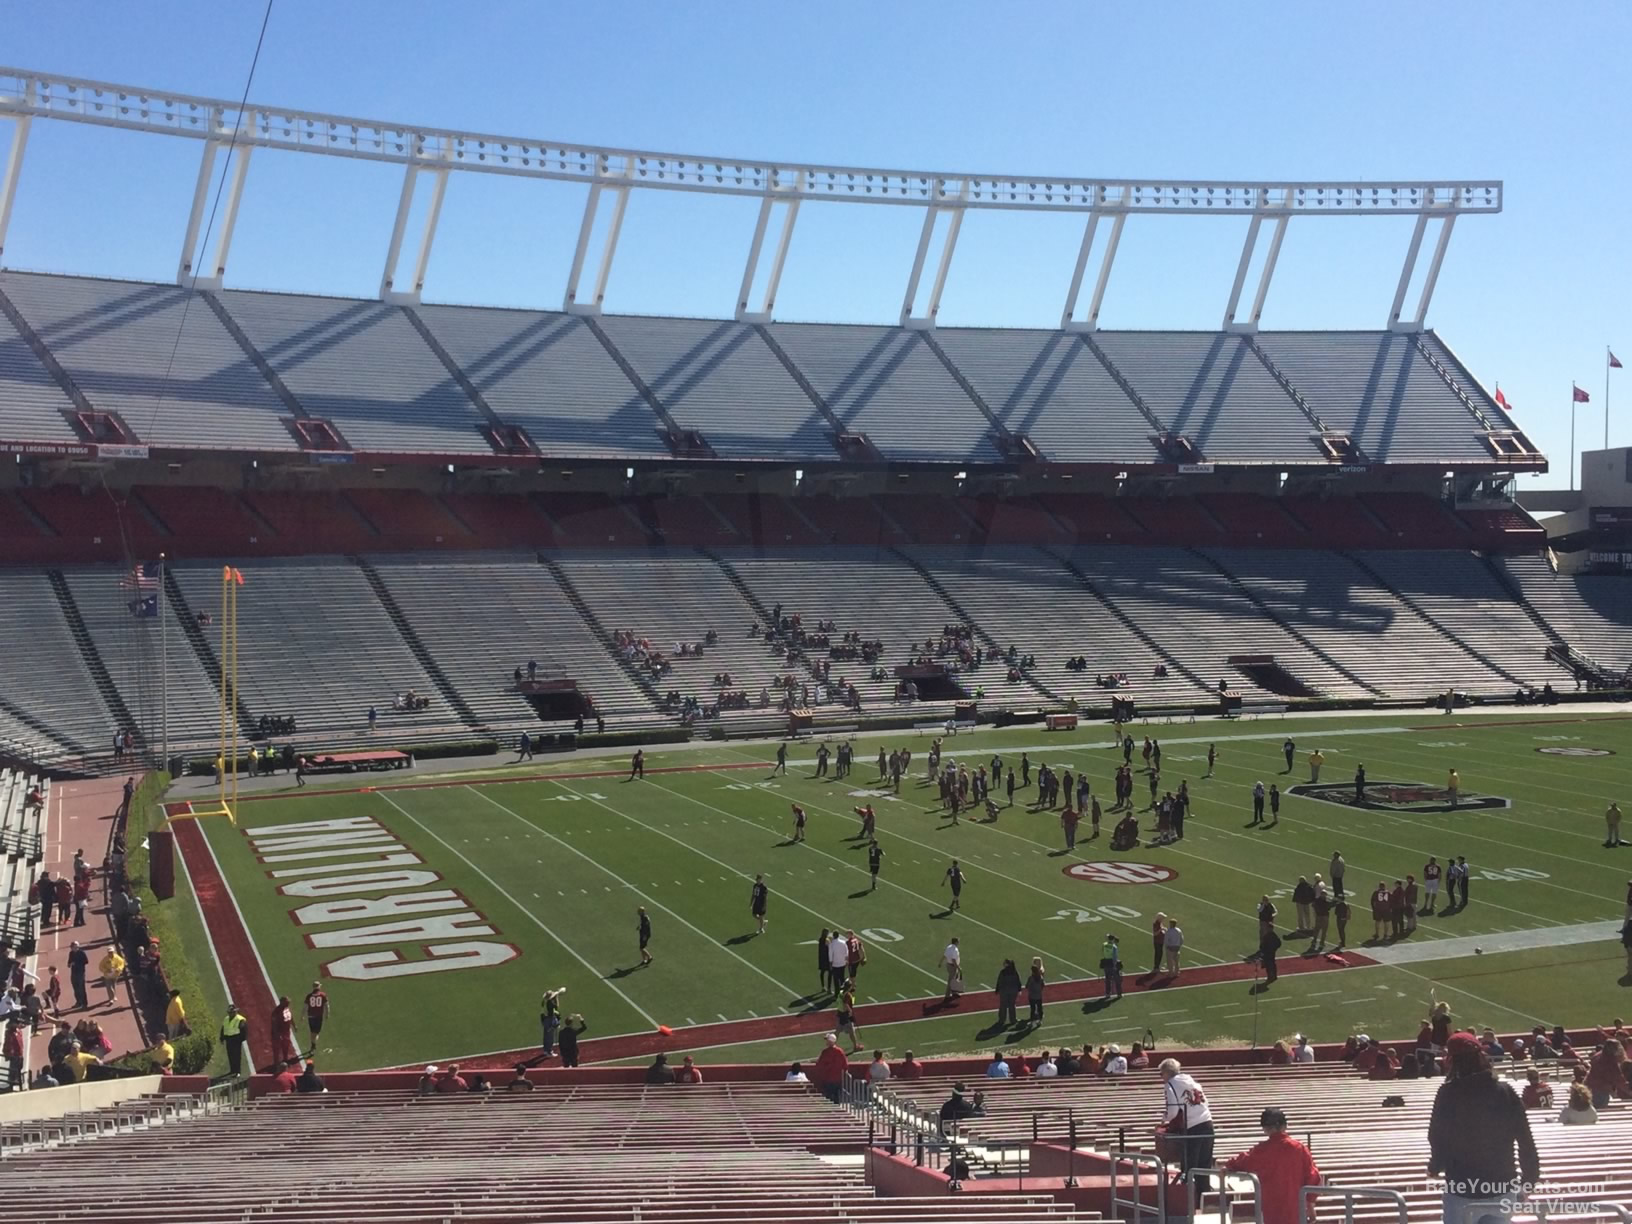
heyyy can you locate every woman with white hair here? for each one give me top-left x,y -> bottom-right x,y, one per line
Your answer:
1159,1057 -> 1214,1201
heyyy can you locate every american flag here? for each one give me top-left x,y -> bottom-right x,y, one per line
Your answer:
117,562 -> 160,591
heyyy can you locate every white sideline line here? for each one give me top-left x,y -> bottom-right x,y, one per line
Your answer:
1361,919 -> 1621,966
375,791 -> 659,1029
470,785 -> 804,1005
190,819 -> 280,1014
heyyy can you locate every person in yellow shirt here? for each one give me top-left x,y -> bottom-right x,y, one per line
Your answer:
1447,769 -> 1460,809
164,989 -> 188,1037
1308,750 -> 1324,783
150,1037 -> 174,1073
65,1047 -> 100,1083
99,948 -> 126,1005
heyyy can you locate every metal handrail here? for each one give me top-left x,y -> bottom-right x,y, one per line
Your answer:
1187,1167 -> 1264,1224
1300,1185 -> 1408,1224
1108,1148 -> 1167,1223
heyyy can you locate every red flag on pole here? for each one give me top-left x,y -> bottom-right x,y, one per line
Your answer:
1572,384 -> 1591,403
1611,351 -> 1623,369
1494,387 -> 1510,410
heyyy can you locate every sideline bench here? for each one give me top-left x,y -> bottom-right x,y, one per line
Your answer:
302,750 -> 414,775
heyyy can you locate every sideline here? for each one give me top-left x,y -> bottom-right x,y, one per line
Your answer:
1361,919 -> 1623,966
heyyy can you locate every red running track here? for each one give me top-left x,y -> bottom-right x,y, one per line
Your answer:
172,818 -> 278,1072
375,948 -> 1375,1072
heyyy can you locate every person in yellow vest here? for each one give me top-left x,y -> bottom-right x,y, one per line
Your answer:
214,755 -> 224,786
98,947 -> 126,1005
1308,749 -> 1324,783
150,1035 -> 174,1073
220,1004 -> 248,1077
1447,769 -> 1460,809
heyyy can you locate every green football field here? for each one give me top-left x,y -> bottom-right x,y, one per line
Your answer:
186,710 -> 1632,1071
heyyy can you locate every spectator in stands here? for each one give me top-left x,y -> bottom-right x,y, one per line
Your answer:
868,1050 -> 891,1084
675,1055 -> 703,1084
986,1051 -> 1011,1079
1558,1082 -> 1597,1125
269,1060 -> 299,1094
437,1064 -> 469,1093
896,1051 -> 923,1080
1216,1107 -> 1322,1224
784,1063 -> 809,1083
505,1065 -> 534,1091
296,1059 -> 326,1094
367,706 -> 377,733
1102,1044 -> 1128,1075
1586,1038 -> 1629,1108
810,1034 -> 849,1103
644,1053 -> 676,1085
1268,1040 -> 1290,1066
1057,1047 -> 1081,1076
1520,1069 -> 1553,1110
1159,1058 -> 1215,1200
938,1083 -> 982,1130
1293,1034 -> 1314,1064
1428,1032 -> 1540,1223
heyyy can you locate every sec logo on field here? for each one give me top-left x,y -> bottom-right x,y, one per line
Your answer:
1535,747 -> 1615,757
1065,862 -> 1178,885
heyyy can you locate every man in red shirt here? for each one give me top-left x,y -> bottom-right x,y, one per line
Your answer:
812,1033 -> 850,1104
269,1059 -> 300,1094
436,1064 -> 469,1093
1219,1108 -> 1322,1224
675,1055 -> 703,1084
895,1050 -> 924,1080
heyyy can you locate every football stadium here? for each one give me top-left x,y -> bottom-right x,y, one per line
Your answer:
2,8 -> 1631,1222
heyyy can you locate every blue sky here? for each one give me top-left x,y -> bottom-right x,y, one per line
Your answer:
3,1 -> 1628,487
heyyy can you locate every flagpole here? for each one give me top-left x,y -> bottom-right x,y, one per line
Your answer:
1608,346 -> 1614,451
1570,385 -> 1577,491
160,554 -> 169,769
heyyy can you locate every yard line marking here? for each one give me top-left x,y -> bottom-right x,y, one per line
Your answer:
686,1017 -> 697,1026
1309,990 -> 1342,997
1285,1005 -> 1322,1012
644,772 -> 1103,977
1206,1003 -> 1237,1009
375,791 -> 659,1030
1340,998 -> 1374,1005
470,786 -> 805,1006
547,780 -> 947,991
1162,1020 -> 1200,1026
1150,1008 -> 1187,1015
1221,1012 -> 1255,1019
748,1010 -> 760,1018
718,1013 -> 729,1023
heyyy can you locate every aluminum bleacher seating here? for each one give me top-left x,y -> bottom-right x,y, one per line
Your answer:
0,568 -> 115,758
1203,548 -> 1512,697
724,547 -> 1037,713
368,551 -> 666,734
767,323 -> 1002,463
931,328 -> 1163,463
554,551 -> 781,722
1496,555 -> 1632,671
905,548 -> 1199,707
0,282 -> 86,444
595,314 -> 833,461
1253,331 -> 1496,463
1,1080 -> 1117,1223
1089,332 -> 1319,462
414,304 -> 673,460
0,767 -> 46,951
1,272 -> 297,451
1354,550 -> 1556,687
168,558 -> 458,742
16,486 -> 170,564
57,566 -> 223,753
1064,546 -> 1370,701
217,290 -> 492,455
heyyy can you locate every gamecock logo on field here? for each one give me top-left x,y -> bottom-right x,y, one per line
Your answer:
1289,780 -> 1509,814
1065,861 -> 1178,885
1535,747 -> 1614,757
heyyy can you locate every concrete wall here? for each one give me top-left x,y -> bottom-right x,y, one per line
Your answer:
0,1075 -> 165,1124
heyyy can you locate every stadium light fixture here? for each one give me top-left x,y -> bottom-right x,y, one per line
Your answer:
955,470 -> 967,481
625,466 -> 634,479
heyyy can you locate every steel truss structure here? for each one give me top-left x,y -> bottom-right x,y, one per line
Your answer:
0,66 -> 1500,331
